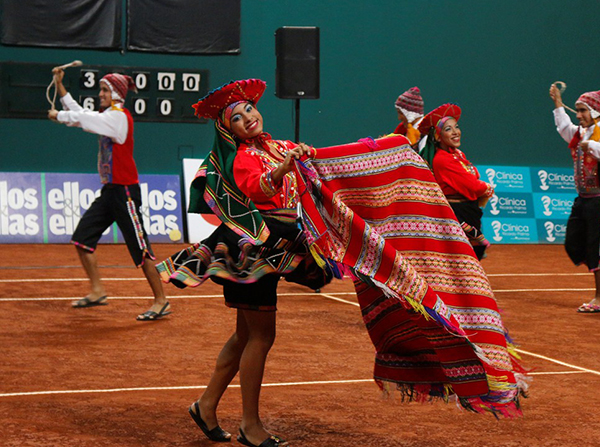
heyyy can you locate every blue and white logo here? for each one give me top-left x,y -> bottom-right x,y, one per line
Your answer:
491,220 -> 503,242
485,168 -> 498,189
536,220 -> 567,243
532,193 -> 574,219
482,217 -> 537,243
544,221 -> 556,242
541,195 -> 552,216
531,167 -> 575,193
538,170 -> 550,191
488,195 -> 500,216
479,165 -> 531,192
482,192 -> 533,218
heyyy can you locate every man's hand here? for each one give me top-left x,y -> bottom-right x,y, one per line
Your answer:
48,109 -> 59,122
580,141 -> 590,152
52,68 -> 65,84
549,84 -> 563,109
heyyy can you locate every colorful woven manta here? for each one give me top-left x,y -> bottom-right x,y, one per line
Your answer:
294,135 -> 528,417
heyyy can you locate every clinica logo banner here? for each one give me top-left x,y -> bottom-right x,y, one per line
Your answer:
532,193 -> 574,219
484,192 -> 533,218
477,165 -> 574,244
479,166 -> 531,192
482,218 -> 538,243
531,167 -> 575,193
535,220 -> 567,243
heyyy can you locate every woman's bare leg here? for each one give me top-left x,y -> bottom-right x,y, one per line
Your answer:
198,310 -> 249,429
238,309 -> 277,445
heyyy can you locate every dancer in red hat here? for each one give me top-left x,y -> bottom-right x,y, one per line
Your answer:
47,69 -> 170,321
160,80 -> 527,445
550,84 -> 600,313
418,104 -> 494,260
159,79 -> 325,446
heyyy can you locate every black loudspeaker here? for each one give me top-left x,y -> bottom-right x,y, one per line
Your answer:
275,27 -> 320,99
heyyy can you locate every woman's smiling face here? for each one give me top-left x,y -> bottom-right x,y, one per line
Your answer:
229,102 -> 263,140
437,117 -> 461,150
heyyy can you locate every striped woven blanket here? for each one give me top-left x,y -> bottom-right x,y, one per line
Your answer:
295,135 -> 527,417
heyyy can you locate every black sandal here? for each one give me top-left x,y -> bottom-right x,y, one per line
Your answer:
237,428 -> 289,447
188,401 -> 231,442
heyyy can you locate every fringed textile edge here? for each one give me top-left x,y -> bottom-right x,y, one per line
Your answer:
375,376 -> 525,419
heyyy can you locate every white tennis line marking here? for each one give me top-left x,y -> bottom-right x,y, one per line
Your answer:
3,288 -> 589,300
3,283 -> 599,391
515,349 -> 600,376
0,272 -> 591,283
0,292 -> 357,302
0,379 -> 374,398
494,288 -> 594,293
487,273 -> 588,277
0,370 -> 593,399
0,278 -> 146,283
318,294 -> 600,377
319,293 -> 359,306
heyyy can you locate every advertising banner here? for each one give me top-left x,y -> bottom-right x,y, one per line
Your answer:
0,172 -> 183,244
476,165 -> 577,244
484,192 -> 534,218
482,217 -> 538,244
532,193 -> 574,219
0,173 -> 44,243
182,159 -> 220,243
536,219 -> 568,244
530,167 -> 576,193
479,165 -> 532,192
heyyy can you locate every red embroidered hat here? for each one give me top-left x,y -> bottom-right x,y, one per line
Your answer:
192,79 -> 267,120
418,103 -> 462,136
100,73 -> 137,102
576,90 -> 600,117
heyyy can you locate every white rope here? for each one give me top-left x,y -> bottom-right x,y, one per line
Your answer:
45,78 -> 58,110
553,81 -> 577,114
46,60 -> 83,110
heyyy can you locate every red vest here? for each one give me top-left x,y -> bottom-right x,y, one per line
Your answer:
568,132 -> 600,196
98,107 -> 139,185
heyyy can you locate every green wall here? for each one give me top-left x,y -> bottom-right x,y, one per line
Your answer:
1,0 -> 599,175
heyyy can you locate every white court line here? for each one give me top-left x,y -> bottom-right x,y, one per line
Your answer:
4,283 -> 600,385
4,288 -> 589,299
487,273 -> 588,277
318,293 -> 600,377
0,278 -> 145,283
0,272 -> 591,283
320,293 -> 359,306
494,288 -> 594,293
0,292 -> 356,302
515,349 -> 600,376
0,379 -> 374,398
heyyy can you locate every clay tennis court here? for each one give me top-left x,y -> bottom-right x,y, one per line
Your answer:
1,243 -> 598,446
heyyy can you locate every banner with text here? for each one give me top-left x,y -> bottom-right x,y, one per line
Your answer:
0,172 -> 183,244
479,166 -> 576,244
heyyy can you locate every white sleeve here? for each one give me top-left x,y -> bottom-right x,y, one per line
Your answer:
587,140 -> 600,160
59,93 -> 84,112
553,107 -> 578,144
56,107 -> 128,144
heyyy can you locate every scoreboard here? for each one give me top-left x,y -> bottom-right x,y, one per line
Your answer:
0,62 -> 209,123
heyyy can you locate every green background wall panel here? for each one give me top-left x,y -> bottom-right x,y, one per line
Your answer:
1,1 -> 598,174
